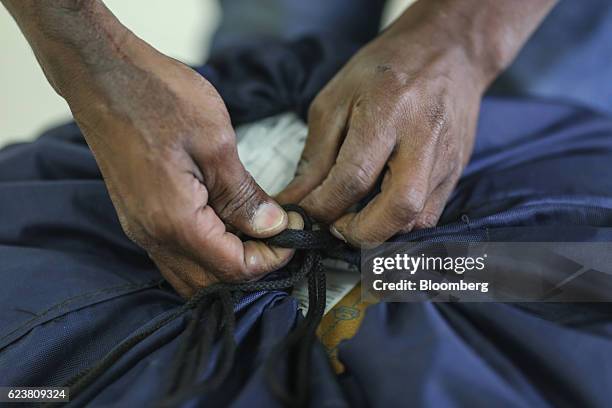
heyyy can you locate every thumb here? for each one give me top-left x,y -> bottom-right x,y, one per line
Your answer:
204,146 -> 288,238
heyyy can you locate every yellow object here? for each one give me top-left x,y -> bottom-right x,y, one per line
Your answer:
316,283 -> 377,373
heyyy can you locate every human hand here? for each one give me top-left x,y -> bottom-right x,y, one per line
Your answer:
2,0 -> 305,296
51,15 -> 299,297
278,0 -> 555,246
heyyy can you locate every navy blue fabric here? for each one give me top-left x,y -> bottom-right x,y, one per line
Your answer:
197,36 -> 360,124
491,0 -> 612,114
1,39 -> 612,407
210,0 -> 612,113
210,0 -> 385,54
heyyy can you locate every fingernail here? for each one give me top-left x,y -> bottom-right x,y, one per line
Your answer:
330,225 -> 347,243
252,203 -> 286,233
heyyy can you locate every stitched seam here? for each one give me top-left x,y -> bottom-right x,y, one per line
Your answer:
0,279 -> 161,343
460,194 -> 612,215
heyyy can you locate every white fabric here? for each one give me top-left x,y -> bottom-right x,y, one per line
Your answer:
236,113 -> 359,313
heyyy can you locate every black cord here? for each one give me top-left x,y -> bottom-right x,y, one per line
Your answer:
61,204 -> 347,408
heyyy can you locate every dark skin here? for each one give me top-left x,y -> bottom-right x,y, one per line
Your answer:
277,0 -> 557,246
3,0 -> 556,294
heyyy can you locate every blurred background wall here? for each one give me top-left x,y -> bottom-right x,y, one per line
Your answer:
0,0 -> 410,148
0,0 -> 219,147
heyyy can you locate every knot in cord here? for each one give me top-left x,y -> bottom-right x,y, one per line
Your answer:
161,204 -> 339,407
61,204 -> 347,408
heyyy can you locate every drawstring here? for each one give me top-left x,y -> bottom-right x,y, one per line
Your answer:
160,204 -> 336,407
62,204 -> 348,408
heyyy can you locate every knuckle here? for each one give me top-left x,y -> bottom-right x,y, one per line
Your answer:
414,212 -> 440,230
347,220 -> 388,247
113,198 -> 181,251
126,217 -> 177,255
304,162 -> 375,223
136,200 -> 194,250
142,213 -> 177,245
340,161 -> 374,193
423,95 -> 450,140
374,65 -> 415,105
214,174 -> 259,221
308,97 -> 326,122
210,132 -> 238,158
375,64 -> 411,88
393,187 -> 427,220
301,193 -> 329,222
198,136 -> 239,186
191,125 -> 236,164
210,260 -> 246,283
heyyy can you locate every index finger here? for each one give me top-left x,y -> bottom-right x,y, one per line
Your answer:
331,142 -> 435,246
299,107 -> 395,224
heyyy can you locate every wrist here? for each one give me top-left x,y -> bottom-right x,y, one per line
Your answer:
3,0 -> 131,100
386,0 -> 555,88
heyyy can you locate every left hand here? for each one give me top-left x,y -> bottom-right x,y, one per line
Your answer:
277,2 -> 492,246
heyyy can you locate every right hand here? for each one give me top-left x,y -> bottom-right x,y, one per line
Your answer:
67,32 -> 300,297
